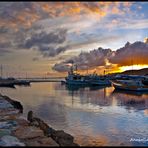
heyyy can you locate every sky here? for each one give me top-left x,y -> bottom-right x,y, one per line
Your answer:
0,1 -> 148,78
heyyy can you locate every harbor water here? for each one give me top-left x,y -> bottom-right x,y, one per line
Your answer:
0,82 -> 148,146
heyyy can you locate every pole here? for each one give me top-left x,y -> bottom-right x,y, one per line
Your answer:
26,72 -> 27,79
1,64 -> 2,78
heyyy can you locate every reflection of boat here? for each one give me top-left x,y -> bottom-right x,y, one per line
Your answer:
89,85 -> 109,91
111,80 -> 148,91
0,83 -> 15,88
111,89 -> 148,96
65,84 -> 86,91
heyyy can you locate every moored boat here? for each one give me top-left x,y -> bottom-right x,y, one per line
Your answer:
64,73 -> 89,85
142,77 -> 148,85
85,74 -> 111,86
63,64 -> 111,86
111,79 -> 148,91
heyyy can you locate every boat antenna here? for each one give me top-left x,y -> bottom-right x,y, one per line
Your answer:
104,70 -> 105,76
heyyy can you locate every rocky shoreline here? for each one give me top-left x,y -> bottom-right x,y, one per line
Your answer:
0,94 -> 79,146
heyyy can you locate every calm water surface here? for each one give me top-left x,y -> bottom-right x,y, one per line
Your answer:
0,82 -> 148,146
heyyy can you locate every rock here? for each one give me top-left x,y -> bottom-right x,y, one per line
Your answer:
0,129 -> 11,137
12,126 -> 44,139
24,137 -> 59,146
0,108 -> 20,116
1,95 -> 23,113
0,114 -> 19,122
27,112 -> 53,137
0,99 -> 13,109
0,121 -> 17,129
38,137 -> 59,146
51,130 -> 73,141
26,111 -> 79,146
15,119 -> 29,126
27,111 -> 33,122
51,130 -> 79,146
33,117 -> 53,136
0,135 -> 25,146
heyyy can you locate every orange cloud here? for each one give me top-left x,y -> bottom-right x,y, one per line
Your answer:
144,37 -> 148,43
0,2 -> 134,30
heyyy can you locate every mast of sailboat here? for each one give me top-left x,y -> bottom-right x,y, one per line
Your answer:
0,64 -> 3,78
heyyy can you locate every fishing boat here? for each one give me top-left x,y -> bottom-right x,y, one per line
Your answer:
111,79 -> 148,91
63,62 -> 112,86
64,73 -> 89,85
142,76 -> 148,85
85,74 -> 111,86
62,62 -> 88,85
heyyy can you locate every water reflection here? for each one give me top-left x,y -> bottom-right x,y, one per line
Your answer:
0,82 -> 147,146
0,85 -> 16,89
112,89 -> 148,97
111,89 -> 148,111
62,83 -> 148,112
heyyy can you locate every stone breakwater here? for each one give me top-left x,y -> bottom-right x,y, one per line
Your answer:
0,94 -> 79,146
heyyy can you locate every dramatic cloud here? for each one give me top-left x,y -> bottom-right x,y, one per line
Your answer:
109,41 -> 148,66
21,28 -> 68,57
52,41 -> 148,72
52,48 -> 113,72
0,2 -> 136,57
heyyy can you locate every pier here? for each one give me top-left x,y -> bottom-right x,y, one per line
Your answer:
18,77 -> 64,83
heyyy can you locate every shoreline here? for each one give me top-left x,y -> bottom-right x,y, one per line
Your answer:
0,93 -> 79,146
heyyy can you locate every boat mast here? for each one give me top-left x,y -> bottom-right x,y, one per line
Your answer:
104,70 -> 106,76
0,64 -> 3,78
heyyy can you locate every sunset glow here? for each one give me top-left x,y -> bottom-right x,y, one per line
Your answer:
119,65 -> 148,72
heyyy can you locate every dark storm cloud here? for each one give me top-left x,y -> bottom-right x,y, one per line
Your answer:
39,45 -> 69,57
22,29 -> 68,57
52,47 -> 113,72
24,29 -> 67,48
